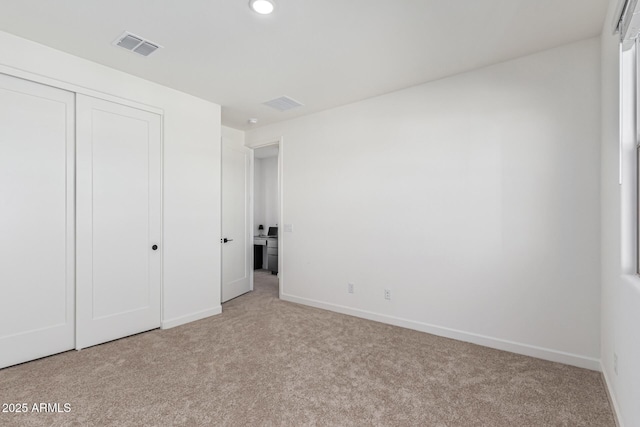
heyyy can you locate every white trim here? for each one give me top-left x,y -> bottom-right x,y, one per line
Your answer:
249,149 -> 255,291
220,136 -> 224,302
280,293 -> 601,371
249,137 -> 283,150
601,362 -> 625,427
161,306 -> 222,329
620,42 -> 624,185
160,113 -> 165,330
277,138 -> 283,296
0,64 -> 164,115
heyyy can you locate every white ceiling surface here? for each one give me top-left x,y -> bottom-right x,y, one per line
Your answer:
0,0 -> 609,130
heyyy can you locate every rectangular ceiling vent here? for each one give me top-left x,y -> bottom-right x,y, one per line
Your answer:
263,96 -> 304,112
113,31 -> 162,57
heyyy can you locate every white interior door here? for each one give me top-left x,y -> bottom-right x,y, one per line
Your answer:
76,95 -> 161,349
221,139 -> 252,302
0,74 -> 75,369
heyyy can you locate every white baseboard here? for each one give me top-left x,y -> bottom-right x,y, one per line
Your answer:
280,293 -> 600,371
161,306 -> 222,329
601,362 -> 624,427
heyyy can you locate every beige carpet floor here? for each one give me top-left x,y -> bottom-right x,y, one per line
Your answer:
0,270 -> 615,426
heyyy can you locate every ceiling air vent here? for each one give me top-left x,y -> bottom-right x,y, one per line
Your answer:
263,96 -> 304,112
113,31 -> 162,57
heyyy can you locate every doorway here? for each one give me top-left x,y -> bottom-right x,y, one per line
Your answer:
220,136 -> 282,305
252,142 -> 281,296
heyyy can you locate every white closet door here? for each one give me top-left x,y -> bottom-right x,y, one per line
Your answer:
76,95 -> 161,350
0,74 -> 75,369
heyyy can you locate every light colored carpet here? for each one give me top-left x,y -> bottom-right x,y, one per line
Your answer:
0,270 -> 615,426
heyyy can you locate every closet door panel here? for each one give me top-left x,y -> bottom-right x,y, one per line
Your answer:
91,108 -> 152,317
76,95 -> 161,349
0,74 -> 75,369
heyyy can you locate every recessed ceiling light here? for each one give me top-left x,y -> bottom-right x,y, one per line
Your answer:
250,0 -> 275,15
248,118 -> 258,124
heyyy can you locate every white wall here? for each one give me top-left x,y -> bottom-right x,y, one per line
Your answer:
246,38 -> 602,369
253,154 -> 279,269
0,30 -> 222,329
253,155 -> 279,236
222,126 -> 246,151
260,156 -> 280,232
600,1 -> 640,425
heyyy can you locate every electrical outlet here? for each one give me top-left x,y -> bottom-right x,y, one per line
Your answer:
384,289 -> 391,300
614,353 -> 618,375
347,283 -> 354,294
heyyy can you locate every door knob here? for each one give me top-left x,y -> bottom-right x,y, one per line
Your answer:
152,245 -> 158,250
222,238 -> 233,243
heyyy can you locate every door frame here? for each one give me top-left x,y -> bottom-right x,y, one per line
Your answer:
0,65 -> 164,116
249,137 -> 284,298
0,67 -> 166,353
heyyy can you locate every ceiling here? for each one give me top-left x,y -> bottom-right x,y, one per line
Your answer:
0,0 -> 609,130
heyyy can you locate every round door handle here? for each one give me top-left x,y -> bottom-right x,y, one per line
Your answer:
152,245 -> 158,250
